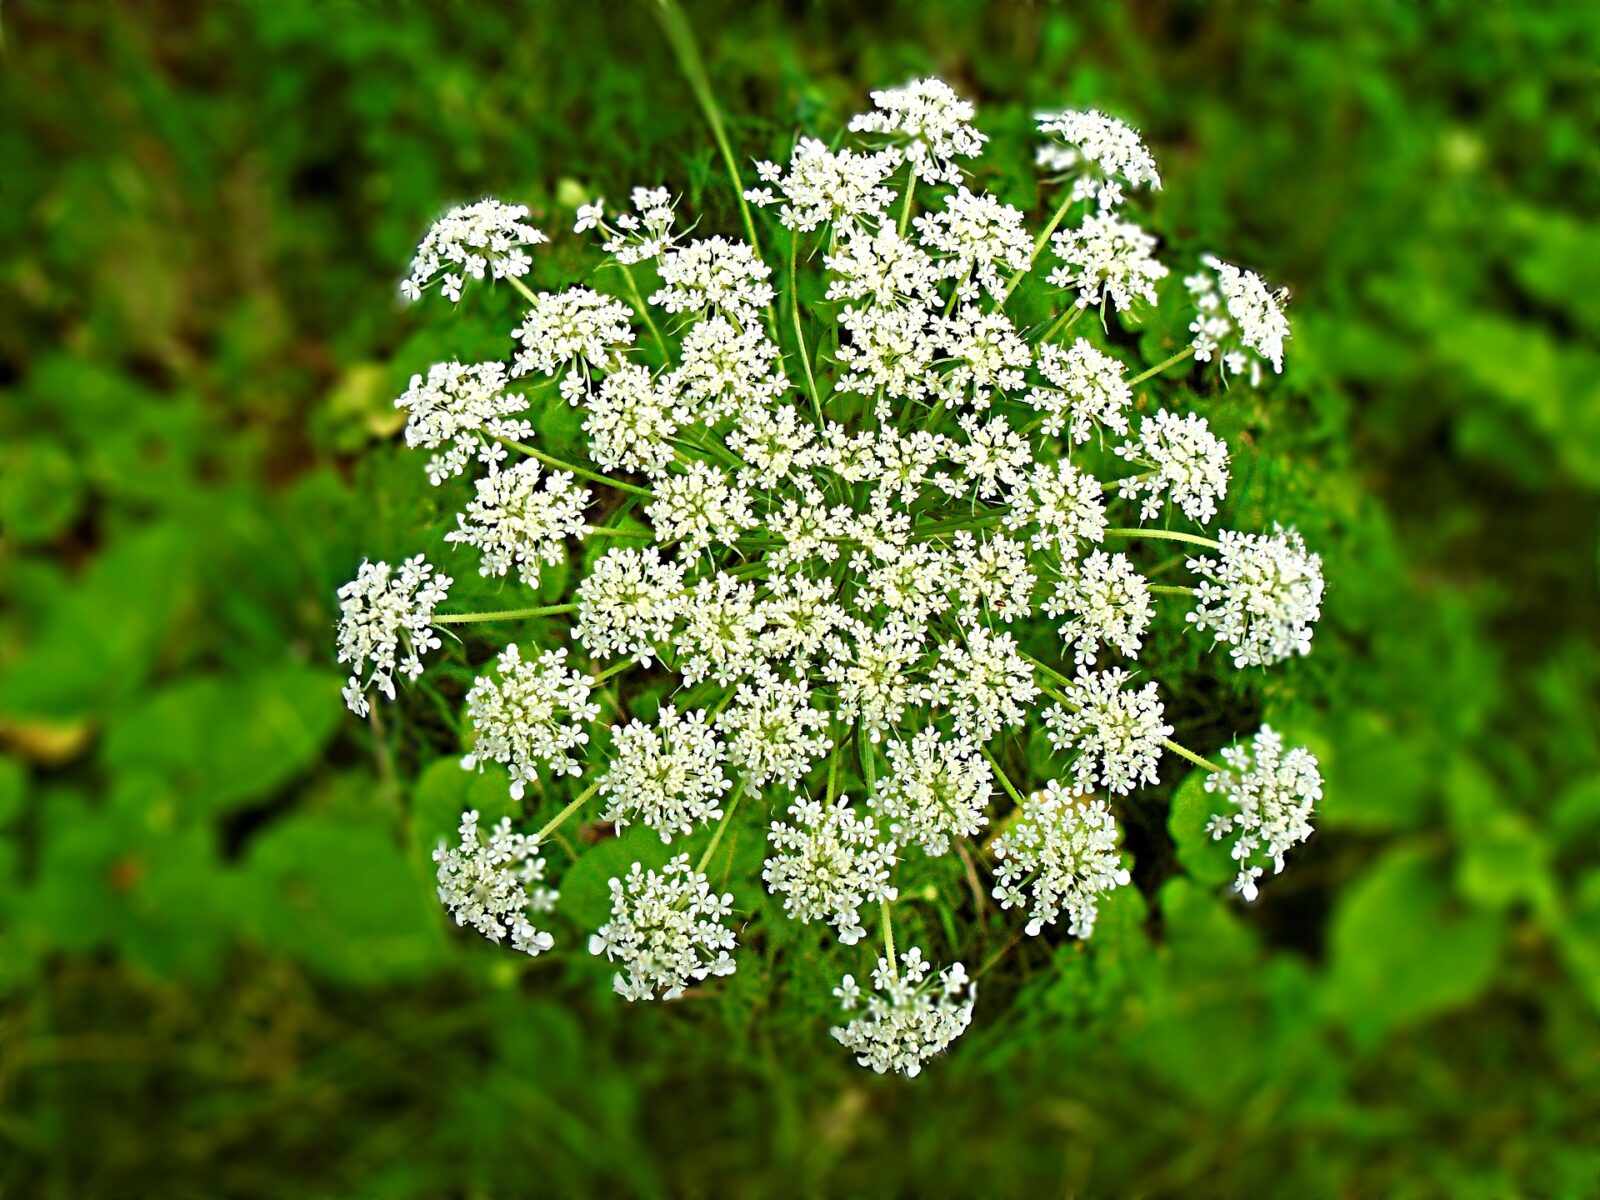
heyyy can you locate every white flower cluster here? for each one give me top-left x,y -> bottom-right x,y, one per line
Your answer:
832,949 -> 975,1078
599,705 -> 731,842
992,781 -> 1131,937
342,75 -> 1327,1081
444,460 -> 590,588
1188,526 -> 1325,668
1205,726 -> 1322,900
335,556 -> 450,717
1035,108 -> 1162,210
402,199 -> 547,303
462,645 -> 599,799
395,361 -> 533,485
433,809 -> 557,956
764,797 -> 898,945
1187,254 -> 1292,382
589,855 -> 738,1001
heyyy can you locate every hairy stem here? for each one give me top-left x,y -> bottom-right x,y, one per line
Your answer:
434,603 -> 577,625
1004,188 -> 1077,302
695,782 -> 744,873
1128,344 -> 1197,387
535,778 -> 602,842
500,437 -> 654,499
1106,526 -> 1222,552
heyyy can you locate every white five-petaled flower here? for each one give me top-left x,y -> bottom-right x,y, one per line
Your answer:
1205,725 -> 1321,900
433,809 -> 557,956
991,780 -> 1131,937
589,855 -> 738,1001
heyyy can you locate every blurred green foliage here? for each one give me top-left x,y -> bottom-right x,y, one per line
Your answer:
2,2 -> 1598,1196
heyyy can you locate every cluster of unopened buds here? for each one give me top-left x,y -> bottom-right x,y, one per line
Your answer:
336,78 -> 1325,1078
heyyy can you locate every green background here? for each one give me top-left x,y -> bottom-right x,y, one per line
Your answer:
3,2 -> 1598,1196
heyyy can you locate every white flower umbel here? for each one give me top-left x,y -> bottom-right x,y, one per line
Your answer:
574,546 -> 686,667
580,187 -> 682,265
444,460 -> 590,588
668,315 -> 788,424
583,362 -> 678,477
395,361 -> 534,485
336,555 -> 451,717
991,780 -> 1131,937
1115,409 -> 1230,525
716,672 -> 834,788
849,77 -> 986,187
646,460 -> 756,554
588,854 -> 738,1001
461,645 -> 600,799
871,729 -> 992,856
1205,725 -> 1321,901
651,236 -> 774,325
1187,254 -> 1291,381
1034,108 -> 1162,211
350,75 -> 1325,1077
764,797 -> 898,945
599,705 -> 731,842
1043,667 -> 1171,795
748,137 -> 904,233
1007,459 -> 1108,557
511,286 -> 636,382
1048,213 -> 1169,313
1188,526 -> 1325,668
914,187 -> 1032,304
1027,338 -> 1133,444
433,809 -> 557,956
929,624 -> 1040,741
831,949 -> 975,1078
1044,550 -> 1153,665
402,199 -> 546,303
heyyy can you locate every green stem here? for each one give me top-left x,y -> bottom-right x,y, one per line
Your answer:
653,0 -> 779,339
897,168 -> 916,237
506,276 -> 539,306
535,778 -> 602,842
695,783 -> 744,873
1148,584 -> 1195,596
434,603 -> 577,625
981,746 -> 1027,809
586,525 -> 653,539
592,659 -> 632,685
500,438 -> 654,499
1040,304 -> 1086,343
881,899 -> 898,981
1163,739 -> 1225,774
790,231 -> 823,423
1128,345 -> 1197,387
1106,526 -> 1222,552
1003,189 -> 1076,302
620,262 -> 671,362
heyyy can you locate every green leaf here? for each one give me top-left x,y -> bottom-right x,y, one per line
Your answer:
1326,846 -> 1503,1048
102,664 -> 344,814
1167,767 -> 1235,887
